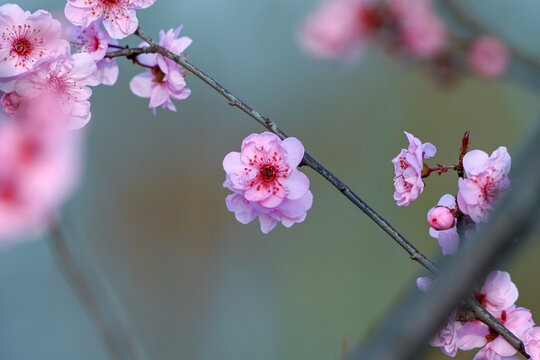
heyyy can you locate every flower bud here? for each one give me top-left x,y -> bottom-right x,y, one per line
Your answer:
427,205 -> 455,230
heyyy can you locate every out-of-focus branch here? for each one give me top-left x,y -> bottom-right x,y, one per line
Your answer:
49,220 -> 146,360
104,27 -> 529,354
346,123 -> 540,360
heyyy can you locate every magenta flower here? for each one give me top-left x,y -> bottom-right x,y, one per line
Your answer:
473,307 -> 534,360
298,0 -> 381,61
468,36 -> 509,79
223,132 -> 310,209
392,131 -> 436,206
457,147 -> 511,223
14,53 -> 98,129
428,194 -> 459,255
130,26 -> 191,114
225,189 -> 313,234
0,4 -> 69,91
523,327 -> 540,360
64,0 -> 156,39
66,23 -> 119,85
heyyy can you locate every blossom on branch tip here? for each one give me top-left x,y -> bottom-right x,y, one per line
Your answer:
477,271 -> 519,318
392,131 -> 436,206
64,0 -> 156,39
223,132 -> 312,233
129,26 -> 191,114
0,4 -> 69,91
457,147 -> 511,223
468,36 -> 509,79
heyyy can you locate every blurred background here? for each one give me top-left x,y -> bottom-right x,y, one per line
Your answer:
1,0 -> 539,359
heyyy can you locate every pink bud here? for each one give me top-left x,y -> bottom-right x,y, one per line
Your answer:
468,36 -> 509,79
427,206 -> 455,231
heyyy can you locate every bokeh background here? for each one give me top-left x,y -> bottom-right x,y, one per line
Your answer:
1,0 -> 539,359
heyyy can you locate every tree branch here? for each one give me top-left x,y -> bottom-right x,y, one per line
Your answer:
105,26 -> 526,356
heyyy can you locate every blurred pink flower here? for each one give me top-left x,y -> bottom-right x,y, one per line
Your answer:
431,315 -> 460,357
14,53 -> 98,129
468,36 -> 509,79
225,189 -> 313,234
298,0 -> 381,61
223,132 -> 310,209
473,307 -> 534,360
130,26 -> 191,114
0,91 -> 24,116
428,194 -> 459,255
64,0 -> 156,39
0,96 -> 82,245
523,327 -> 540,360
390,0 -> 446,58
457,147 -> 511,223
0,4 -> 69,91
392,131 -> 436,206
416,276 -> 434,292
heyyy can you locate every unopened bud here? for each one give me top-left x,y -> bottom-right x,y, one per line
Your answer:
427,206 -> 455,231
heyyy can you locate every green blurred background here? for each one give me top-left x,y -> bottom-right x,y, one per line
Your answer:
1,0 -> 539,359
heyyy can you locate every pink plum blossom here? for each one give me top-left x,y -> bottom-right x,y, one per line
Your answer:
431,315 -> 460,357
225,188 -> 313,234
477,271 -> 519,317
0,96 -> 82,245
64,0 -> 156,39
223,132 -> 310,210
468,36 -> 509,79
0,4 -> 69,91
428,194 -> 456,231
130,26 -> 191,114
457,147 -> 511,223
298,0 -> 382,61
523,327 -> 540,360
389,0 -> 447,58
392,131 -> 436,206
14,53 -> 98,129
472,307 -> 534,360
66,23 -> 119,85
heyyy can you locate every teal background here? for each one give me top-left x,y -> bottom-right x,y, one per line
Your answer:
1,1 -> 539,359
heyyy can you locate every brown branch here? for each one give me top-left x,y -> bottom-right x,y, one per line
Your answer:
108,26 -> 526,357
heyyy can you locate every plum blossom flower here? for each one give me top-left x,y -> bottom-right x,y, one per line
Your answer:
0,4 -> 69,91
457,147 -> 511,223
223,132 -> 310,209
523,327 -> 540,360
392,131 -> 436,206
66,23 -> 119,85
64,0 -> 156,39
389,0 -> 447,58
0,96 -> 82,245
130,26 -> 191,114
298,0 -> 382,61
477,271 -> 519,317
225,189 -> 313,234
14,53 -> 98,129
431,315 -> 460,357
468,36 -> 509,79
428,194 -> 459,255
472,307 -> 534,360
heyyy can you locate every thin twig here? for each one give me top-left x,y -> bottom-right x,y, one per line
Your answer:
106,26 -> 525,356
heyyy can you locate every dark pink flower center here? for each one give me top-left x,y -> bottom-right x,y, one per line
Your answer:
12,37 -> 33,56
245,150 -> 289,195
151,66 -> 166,82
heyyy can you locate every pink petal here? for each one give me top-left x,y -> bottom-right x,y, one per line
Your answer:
281,137 -> 305,168
463,150 -> 489,176
283,170 -> 310,200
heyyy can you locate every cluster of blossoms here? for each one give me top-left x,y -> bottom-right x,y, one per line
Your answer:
222,132 -> 313,233
299,0 -> 509,82
0,1 -> 192,242
393,132 -> 538,359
